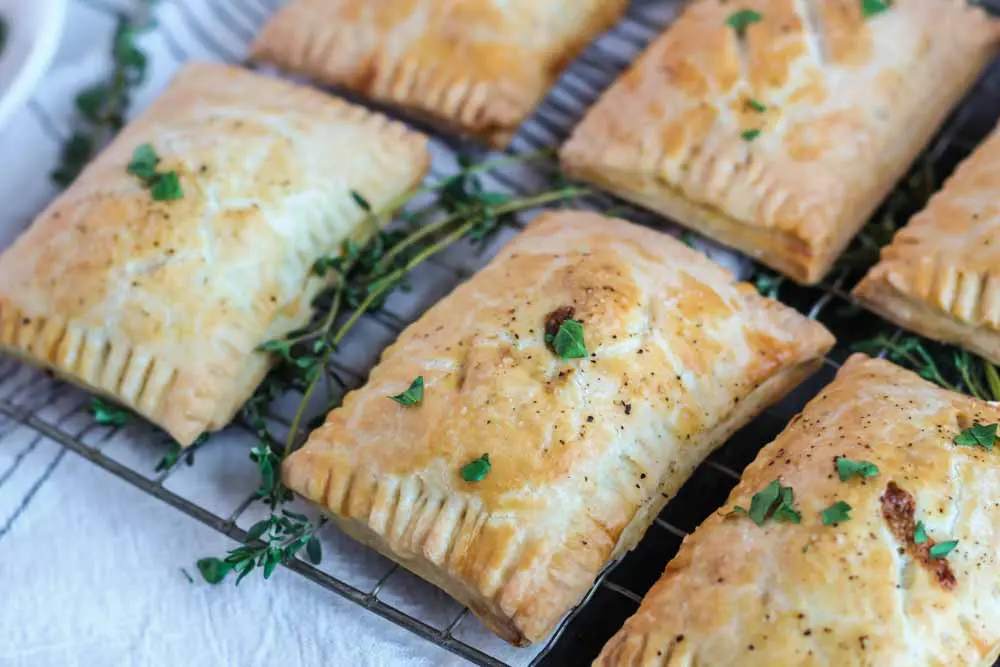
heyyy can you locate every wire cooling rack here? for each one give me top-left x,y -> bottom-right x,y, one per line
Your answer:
4,1 -> 1000,665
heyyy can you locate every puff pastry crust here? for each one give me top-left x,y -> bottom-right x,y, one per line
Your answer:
561,0 -> 999,284
0,62 -> 429,446
250,0 -> 630,147
854,121 -> 1000,366
284,210 -> 834,645
596,354 -> 1000,667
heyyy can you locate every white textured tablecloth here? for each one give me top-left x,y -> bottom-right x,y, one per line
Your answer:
0,1 -> 474,665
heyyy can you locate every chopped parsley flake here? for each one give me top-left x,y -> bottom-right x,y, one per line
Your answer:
726,9 -> 763,35
741,128 -> 761,142
746,99 -> 767,113
127,143 -> 184,202
860,0 -> 892,18
821,501 -> 852,526
149,171 -> 183,201
913,520 -> 928,545
127,143 -> 159,180
954,422 -> 997,450
836,457 -> 879,482
547,319 -> 587,360
929,540 -> 958,560
731,479 -> 801,526
389,376 -> 424,406
460,454 -> 491,482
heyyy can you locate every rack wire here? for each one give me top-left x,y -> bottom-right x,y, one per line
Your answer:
4,0 -> 1000,665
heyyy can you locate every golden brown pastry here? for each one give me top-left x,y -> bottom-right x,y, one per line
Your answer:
250,0 -> 630,147
283,210 -> 834,645
854,121 -> 1000,366
561,0 -> 999,284
596,354 -> 1000,666
0,62 -> 429,446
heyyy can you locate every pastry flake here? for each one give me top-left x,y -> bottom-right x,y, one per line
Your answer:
596,354 -> 1000,666
0,62 -> 429,446
284,210 -> 834,645
250,0 -> 630,147
560,0 -> 999,284
854,120 -> 1000,365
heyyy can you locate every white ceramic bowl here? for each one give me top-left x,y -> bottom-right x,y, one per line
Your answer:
0,0 -> 66,130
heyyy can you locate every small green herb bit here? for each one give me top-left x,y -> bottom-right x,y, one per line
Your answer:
389,376 -> 424,406
741,128 -> 761,142
150,171 -> 183,201
954,422 -> 997,450
929,540 -> 958,559
821,501 -> 852,526
127,143 -> 184,201
127,142 -> 159,179
746,99 -> 767,113
861,0 -> 892,19
731,478 -> 801,526
197,557 -> 231,584
89,397 -> 128,427
836,457 -> 879,482
461,454 -> 491,482
549,319 -> 587,360
913,520 -> 928,545
726,9 -> 763,35
753,270 -> 783,299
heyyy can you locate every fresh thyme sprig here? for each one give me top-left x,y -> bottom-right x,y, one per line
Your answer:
854,334 -> 1000,401
199,153 -> 587,584
51,1 -> 156,187
198,512 -> 327,585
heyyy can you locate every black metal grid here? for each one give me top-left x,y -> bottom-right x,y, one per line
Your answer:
3,1 -> 1000,665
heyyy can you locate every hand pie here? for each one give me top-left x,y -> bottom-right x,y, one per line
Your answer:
854,121 -> 1000,366
283,210 -> 834,645
250,0 -> 630,147
0,62 -> 429,446
561,0 -> 999,284
596,354 -> 1000,667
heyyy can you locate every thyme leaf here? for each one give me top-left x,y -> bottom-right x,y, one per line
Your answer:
389,376 -> 424,406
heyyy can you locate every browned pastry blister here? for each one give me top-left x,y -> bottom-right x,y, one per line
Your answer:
596,354 -> 1000,666
0,62 -> 429,446
250,0 -> 630,147
283,210 -> 834,645
855,120 -> 1000,366
561,0 -> 1000,284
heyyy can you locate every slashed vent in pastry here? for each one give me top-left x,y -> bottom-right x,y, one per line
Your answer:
283,210 -> 834,645
561,0 -> 999,284
855,120 -> 1000,366
596,354 -> 1000,667
250,0 -> 631,147
0,62 -> 429,446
